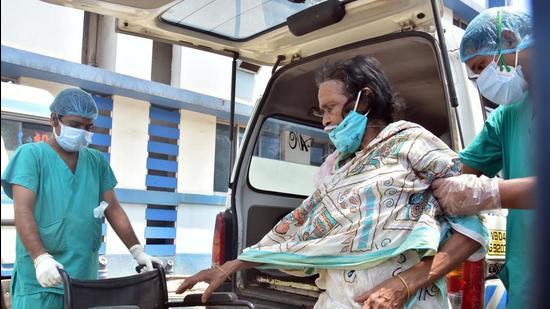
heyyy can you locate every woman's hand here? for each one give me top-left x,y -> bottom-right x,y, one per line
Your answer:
175,259 -> 262,303
354,276 -> 409,308
175,263 -> 231,303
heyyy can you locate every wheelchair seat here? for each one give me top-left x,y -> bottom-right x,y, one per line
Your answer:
60,262 -> 254,309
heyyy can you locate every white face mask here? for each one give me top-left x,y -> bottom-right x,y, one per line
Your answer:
476,50 -> 528,105
54,122 -> 93,152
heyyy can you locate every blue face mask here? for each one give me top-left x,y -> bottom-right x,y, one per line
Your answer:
54,122 -> 93,152
327,90 -> 369,154
476,11 -> 528,105
476,50 -> 527,105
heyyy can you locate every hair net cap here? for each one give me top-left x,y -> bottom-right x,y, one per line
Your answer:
49,88 -> 98,119
460,7 -> 533,63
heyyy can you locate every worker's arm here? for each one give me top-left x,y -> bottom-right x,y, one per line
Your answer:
462,165 -> 535,210
103,189 -> 161,271
13,184 -> 64,287
355,232 -> 481,308
12,184 -> 45,260
497,176 -> 535,210
432,165 -> 536,215
102,189 -> 139,249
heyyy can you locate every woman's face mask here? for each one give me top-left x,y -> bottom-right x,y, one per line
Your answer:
476,50 -> 528,105
54,121 -> 93,152
325,90 -> 369,154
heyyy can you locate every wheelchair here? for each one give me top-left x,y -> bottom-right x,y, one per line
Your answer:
59,262 -> 254,309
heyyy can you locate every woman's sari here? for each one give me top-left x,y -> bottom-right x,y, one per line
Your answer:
239,121 -> 488,308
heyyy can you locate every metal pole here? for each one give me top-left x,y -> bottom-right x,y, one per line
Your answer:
431,0 -> 459,108
229,53 -> 239,186
534,0 -> 549,308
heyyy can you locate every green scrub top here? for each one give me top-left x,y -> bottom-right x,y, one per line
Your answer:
1,142 -> 117,298
459,95 -> 534,308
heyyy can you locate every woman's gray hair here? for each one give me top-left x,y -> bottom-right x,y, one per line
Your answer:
315,55 -> 404,123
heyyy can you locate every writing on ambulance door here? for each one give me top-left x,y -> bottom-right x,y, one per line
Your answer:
1,118 -> 53,158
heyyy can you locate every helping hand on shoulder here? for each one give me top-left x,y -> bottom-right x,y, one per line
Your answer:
431,174 -> 501,216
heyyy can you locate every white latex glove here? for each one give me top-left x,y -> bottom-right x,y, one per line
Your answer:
432,174 -> 501,216
34,253 -> 64,287
129,244 -> 162,272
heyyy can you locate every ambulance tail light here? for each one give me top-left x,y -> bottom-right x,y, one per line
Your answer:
212,212 -> 226,266
447,260 -> 485,309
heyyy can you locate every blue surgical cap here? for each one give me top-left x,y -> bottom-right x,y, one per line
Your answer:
460,7 -> 533,63
49,88 -> 98,119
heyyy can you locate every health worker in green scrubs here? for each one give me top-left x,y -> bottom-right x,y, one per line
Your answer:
1,88 -> 161,309
431,7 -> 536,308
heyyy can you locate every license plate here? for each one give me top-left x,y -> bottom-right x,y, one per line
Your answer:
488,230 -> 506,256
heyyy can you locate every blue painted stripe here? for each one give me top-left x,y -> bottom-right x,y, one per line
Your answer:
93,96 -> 113,111
103,152 -> 111,162
115,188 -> 180,206
1,263 -> 14,278
145,227 -> 176,239
101,223 -> 107,236
145,244 -> 175,256
181,193 -> 227,205
488,0 -> 505,8
94,115 -> 112,129
496,290 -> 507,309
146,208 -> 177,222
91,133 -> 111,147
115,188 -> 226,206
146,175 -> 177,189
99,243 -> 106,255
150,107 -> 180,123
147,158 -> 178,173
148,140 -> 178,156
484,285 -> 497,306
148,124 -> 179,139
442,0 -> 483,22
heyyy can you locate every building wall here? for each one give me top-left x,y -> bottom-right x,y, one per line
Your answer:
176,204 -> 225,254
17,77 -> 72,98
110,96 -> 149,190
178,110 -> 217,195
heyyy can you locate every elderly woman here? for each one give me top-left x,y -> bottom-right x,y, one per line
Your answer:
176,56 -> 488,308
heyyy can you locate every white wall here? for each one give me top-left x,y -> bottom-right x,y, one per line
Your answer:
178,110 -> 217,194
105,204 -> 147,254
175,204 -> 225,254
115,33 -> 153,80
18,77 -> 72,99
110,96 -> 149,189
1,0 -> 83,63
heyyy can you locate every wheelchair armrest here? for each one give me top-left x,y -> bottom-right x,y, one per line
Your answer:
168,292 -> 254,308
